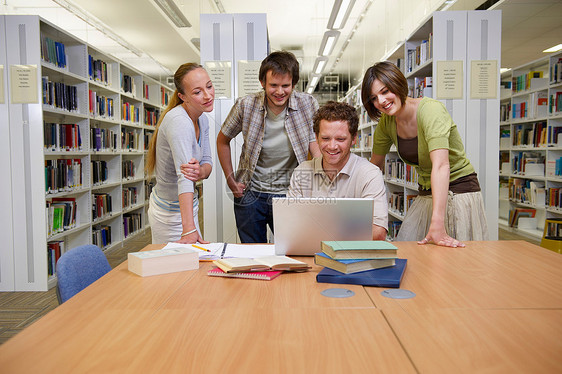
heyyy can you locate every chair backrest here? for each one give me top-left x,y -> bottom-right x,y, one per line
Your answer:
56,244 -> 111,304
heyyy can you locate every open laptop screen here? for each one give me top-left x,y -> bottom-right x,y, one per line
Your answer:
272,197 -> 373,256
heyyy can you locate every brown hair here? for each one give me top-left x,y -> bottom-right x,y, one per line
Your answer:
258,51 -> 300,86
361,61 -> 408,121
145,63 -> 202,176
313,101 -> 359,138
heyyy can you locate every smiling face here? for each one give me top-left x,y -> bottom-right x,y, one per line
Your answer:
369,78 -> 403,117
261,70 -> 293,114
178,67 -> 215,117
317,119 -> 356,174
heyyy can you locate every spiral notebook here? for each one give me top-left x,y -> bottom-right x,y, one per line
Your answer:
207,267 -> 282,281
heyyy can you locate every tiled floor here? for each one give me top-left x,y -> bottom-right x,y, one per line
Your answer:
0,228 -> 546,345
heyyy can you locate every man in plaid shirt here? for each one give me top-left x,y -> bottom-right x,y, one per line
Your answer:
217,51 -> 320,243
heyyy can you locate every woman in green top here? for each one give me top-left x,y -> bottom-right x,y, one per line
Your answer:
361,61 -> 488,247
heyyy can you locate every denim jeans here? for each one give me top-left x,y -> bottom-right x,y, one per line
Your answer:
233,189 -> 285,243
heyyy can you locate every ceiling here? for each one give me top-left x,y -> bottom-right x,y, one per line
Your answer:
1,0 -> 562,89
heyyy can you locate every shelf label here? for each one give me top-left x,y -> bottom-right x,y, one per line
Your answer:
204,61 -> 231,99
436,60 -> 463,99
237,60 -> 262,98
470,60 -> 498,99
10,64 -> 38,104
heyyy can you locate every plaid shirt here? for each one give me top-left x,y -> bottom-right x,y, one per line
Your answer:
221,90 -> 318,185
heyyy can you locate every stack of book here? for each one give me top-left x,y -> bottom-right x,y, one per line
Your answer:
315,241 -> 407,288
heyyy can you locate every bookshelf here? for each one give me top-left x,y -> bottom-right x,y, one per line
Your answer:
498,51 -> 562,241
342,10 -> 501,241
0,15 -> 172,291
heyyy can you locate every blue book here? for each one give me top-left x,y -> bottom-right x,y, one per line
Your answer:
316,259 -> 407,288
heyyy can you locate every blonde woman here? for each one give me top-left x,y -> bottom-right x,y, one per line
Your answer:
146,63 -> 214,244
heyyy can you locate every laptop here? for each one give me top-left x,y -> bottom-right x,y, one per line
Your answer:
272,197 -> 373,256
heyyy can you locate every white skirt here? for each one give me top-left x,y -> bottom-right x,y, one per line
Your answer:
148,192 -> 200,244
396,191 -> 489,242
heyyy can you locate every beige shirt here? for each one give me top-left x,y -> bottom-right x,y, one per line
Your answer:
288,154 -> 388,230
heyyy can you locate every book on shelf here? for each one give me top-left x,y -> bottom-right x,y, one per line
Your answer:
547,187 -> 562,209
551,58 -> 562,84
320,240 -> 398,260
128,247 -> 199,277
213,255 -> 310,273
314,252 -> 395,274
550,91 -> 562,114
207,267 -> 282,281
316,259 -> 407,288
544,218 -> 562,239
92,225 -> 111,248
47,240 -> 65,276
40,33 -> 66,68
508,207 -> 536,228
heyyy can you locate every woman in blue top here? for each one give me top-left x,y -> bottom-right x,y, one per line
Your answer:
146,63 -> 215,244
361,61 -> 488,247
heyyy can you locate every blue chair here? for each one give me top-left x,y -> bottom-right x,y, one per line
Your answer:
56,244 -> 112,304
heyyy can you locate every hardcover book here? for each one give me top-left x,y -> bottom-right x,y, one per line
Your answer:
314,252 -> 395,274
213,255 -> 310,273
321,240 -> 398,260
316,259 -> 407,288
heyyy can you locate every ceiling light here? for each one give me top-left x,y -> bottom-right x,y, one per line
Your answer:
500,68 -> 511,74
310,75 -> 321,87
306,86 -> 315,94
153,0 -> 191,28
543,44 -> 562,53
313,57 -> 328,75
53,0 -> 143,57
318,31 -> 340,56
191,38 -> 201,51
327,0 -> 356,30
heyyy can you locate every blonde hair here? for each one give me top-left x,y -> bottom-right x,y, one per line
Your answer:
145,63 -> 202,176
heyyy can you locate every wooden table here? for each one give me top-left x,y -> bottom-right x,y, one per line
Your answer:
0,241 -> 561,373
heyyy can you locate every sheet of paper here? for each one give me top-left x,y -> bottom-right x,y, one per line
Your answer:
161,243 -> 276,260
223,244 -> 275,258
204,61 -> 231,99
10,64 -> 38,103
470,60 -> 498,99
163,242 -> 225,260
436,60 -> 463,99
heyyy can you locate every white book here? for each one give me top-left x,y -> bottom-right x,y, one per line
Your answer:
128,248 -> 199,277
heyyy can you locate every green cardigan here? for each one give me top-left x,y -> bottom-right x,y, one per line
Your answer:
372,97 -> 474,190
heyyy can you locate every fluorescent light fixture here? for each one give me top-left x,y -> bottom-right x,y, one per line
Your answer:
153,0 -> 191,28
327,0 -> 356,30
500,68 -> 511,74
543,44 -> 562,53
313,57 -> 329,75
53,0 -> 143,57
318,30 -> 340,56
306,86 -> 315,94
310,75 -> 321,87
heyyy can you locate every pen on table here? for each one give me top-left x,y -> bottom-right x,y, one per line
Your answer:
192,244 -> 210,252
221,243 -> 228,259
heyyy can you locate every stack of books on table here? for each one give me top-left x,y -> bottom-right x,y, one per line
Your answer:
315,241 -> 407,288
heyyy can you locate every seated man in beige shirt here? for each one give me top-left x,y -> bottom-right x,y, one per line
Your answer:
288,101 -> 388,240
